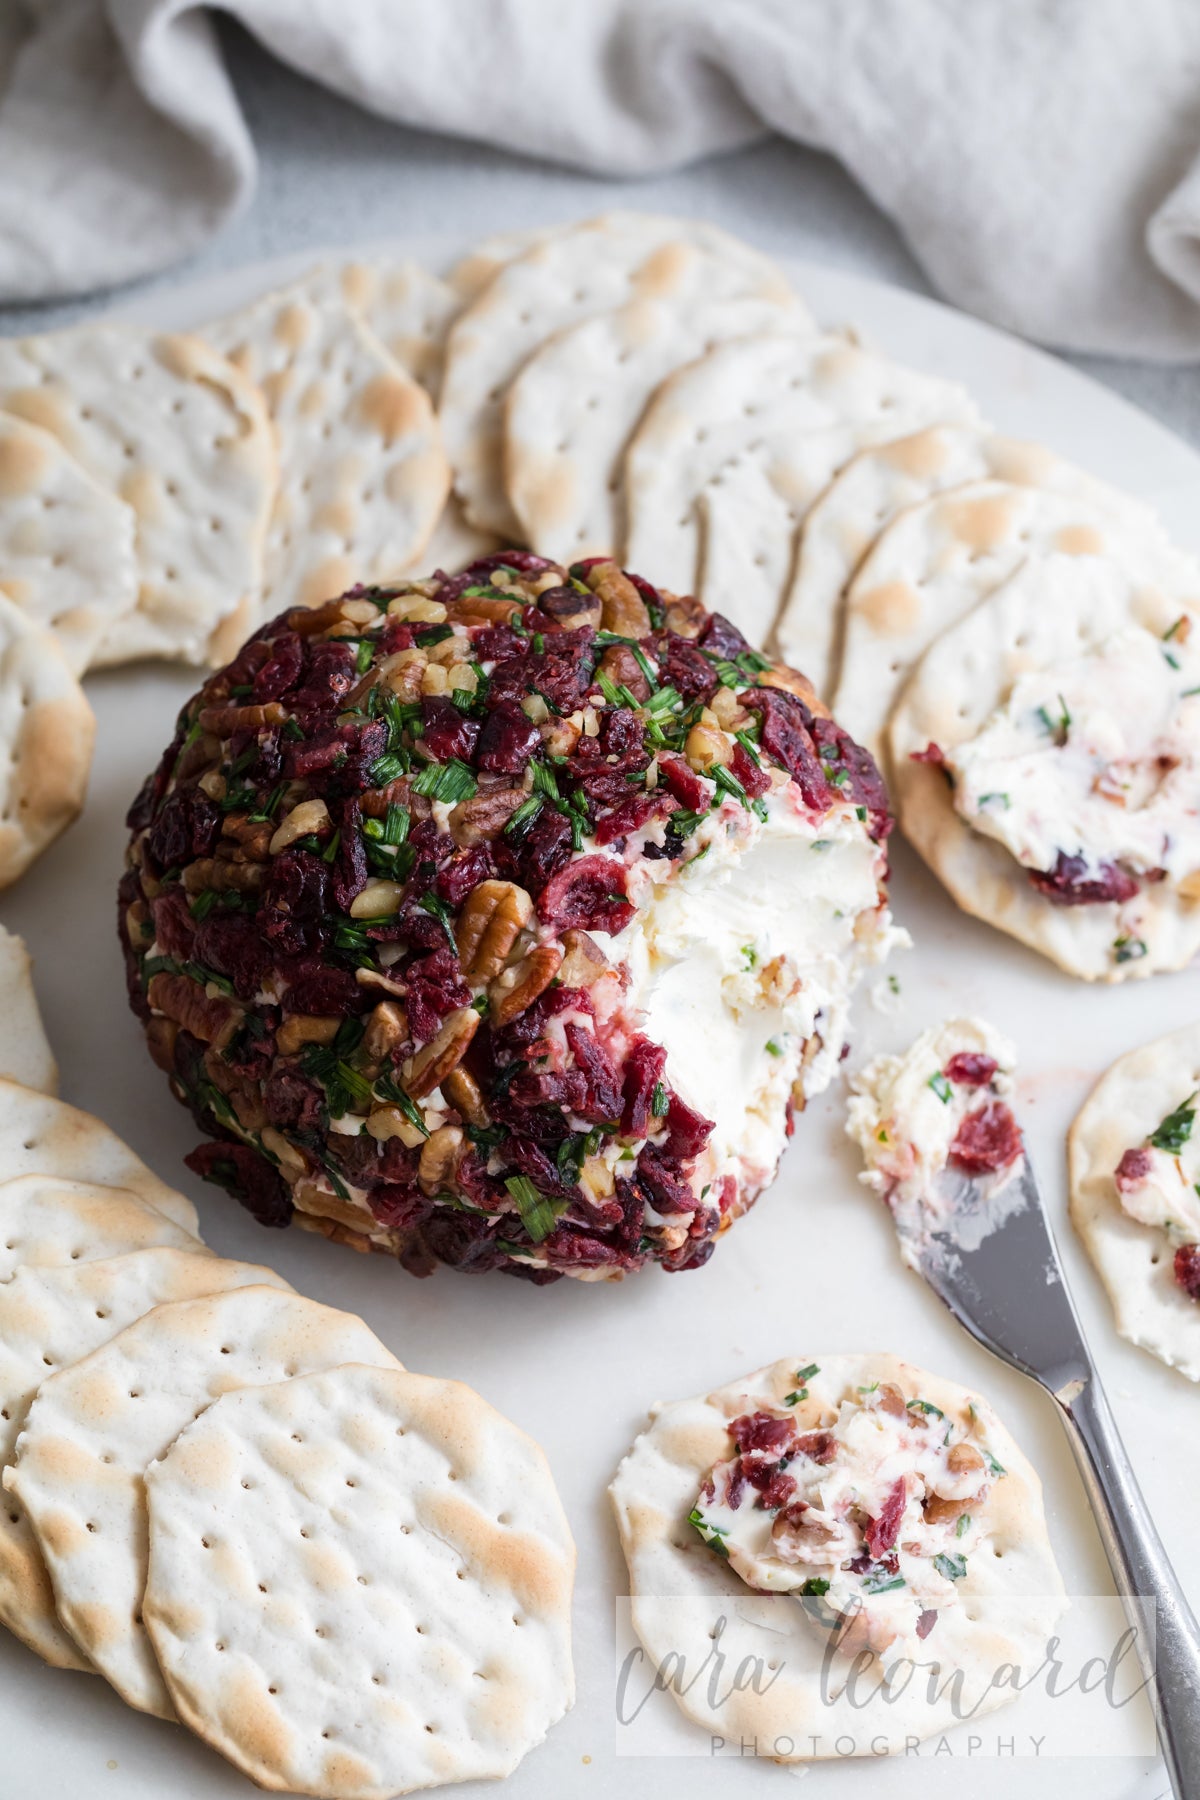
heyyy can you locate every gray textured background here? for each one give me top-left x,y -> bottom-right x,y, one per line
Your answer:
3,22 -> 1196,446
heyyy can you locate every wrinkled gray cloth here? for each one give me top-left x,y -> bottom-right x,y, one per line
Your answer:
3,0 -> 1200,357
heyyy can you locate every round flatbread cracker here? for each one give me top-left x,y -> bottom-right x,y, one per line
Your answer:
780,425 -> 1160,700
0,1173 -> 206,1283
7,1286 -> 403,1718
143,1365 -> 575,1798
0,1078 -> 199,1233
0,410 -> 137,672
0,327 -> 276,669
889,554 -> 1200,980
440,210 -> 798,537
0,926 -> 56,1094
0,592 -> 94,891
622,331 -> 979,605
1070,1026 -> 1200,1381
0,1248 -> 291,1669
834,477 -> 1195,760
338,259 -> 460,398
610,1352 -> 1064,1757
204,268 -> 450,660
504,293 -> 799,563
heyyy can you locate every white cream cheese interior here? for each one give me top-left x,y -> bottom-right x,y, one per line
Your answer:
618,786 -> 902,1204
948,622 -> 1200,885
847,1017 -> 1021,1266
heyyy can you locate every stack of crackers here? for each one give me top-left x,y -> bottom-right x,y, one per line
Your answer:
5,205 -> 1197,970
0,930 -> 574,1797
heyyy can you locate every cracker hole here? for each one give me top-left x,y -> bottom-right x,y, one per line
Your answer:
85,1522 -> 97,1533
357,1575 -> 368,1585
258,1584 -> 268,1594
95,1309 -> 109,1319
201,1538 -> 211,1549
269,1686 -> 278,1695
300,1528 -> 311,1539
219,1346 -> 233,1355
42,1355 -> 53,1366
315,1626 -> 328,1638
371,1675 -> 382,1686
215,1642 -> 226,1653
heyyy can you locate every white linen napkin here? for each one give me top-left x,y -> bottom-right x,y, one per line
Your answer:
3,0 -> 1200,358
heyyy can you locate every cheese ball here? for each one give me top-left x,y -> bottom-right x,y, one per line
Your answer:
120,554 -> 900,1283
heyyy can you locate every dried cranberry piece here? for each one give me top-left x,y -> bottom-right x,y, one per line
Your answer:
330,796 -> 368,912
944,1053 -> 998,1087
656,751 -> 708,811
1114,1146 -> 1153,1191
262,1068 -> 324,1133
420,1209 -> 508,1272
700,612 -> 750,659
865,1477 -> 908,1559
658,634 -> 718,704
421,695 -> 481,764
916,1609 -> 939,1640
489,628 -> 596,716
634,1146 -> 697,1215
284,717 -> 388,785
193,915 -> 271,1000
281,956 -> 365,1017
910,742 -> 946,766
759,1470 -> 797,1511
405,947 -> 470,1044
622,1039 -> 668,1136
146,788 -> 221,874
506,1067 -> 590,1114
436,844 -> 495,906
664,1091 -> 715,1160
368,1185 -> 431,1232
502,1135 -> 577,1200
597,705 -> 647,770
538,854 -> 634,933
1029,851 -> 1139,906
465,550 -> 558,581
594,789 -> 671,847
185,1141 -> 293,1229
490,985 -> 593,1055
563,1022 -> 624,1123
261,850 -> 331,956
810,715 -> 892,840
795,1430 -> 837,1465
949,1101 -> 1024,1174
455,1149 -> 508,1212
743,688 -> 835,815
1174,1242 -> 1200,1300
289,639 -> 356,711
505,804 -> 574,893
628,572 -> 664,617
252,632 -> 303,702
471,624 -> 526,662
730,1412 -> 796,1455
126,771 -> 160,835
475,700 -> 540,774
731,739 -> 770,799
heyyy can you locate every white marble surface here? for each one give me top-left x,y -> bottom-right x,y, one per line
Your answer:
1,21 -> 1197,448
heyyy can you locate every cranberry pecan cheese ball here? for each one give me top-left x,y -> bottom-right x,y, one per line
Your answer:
120,553 -> 899,1283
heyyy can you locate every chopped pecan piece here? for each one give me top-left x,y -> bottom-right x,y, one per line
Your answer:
448,786 -> 525,847
559,928 -> 607,989
276,1014 -> 341,1057
418,1125 -> 464,1195
181,857 -> 267,895
488,944 -> 563,1027
455,879 -> 533,982
147,971 -> 242,1052
404,1006 -> 480,1100
198,700 -> 288,735
587,560 -> 651,637
442,1066 -> 489,1127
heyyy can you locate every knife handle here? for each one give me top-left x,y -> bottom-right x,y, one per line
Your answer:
1055,1371 -> 1200,1800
